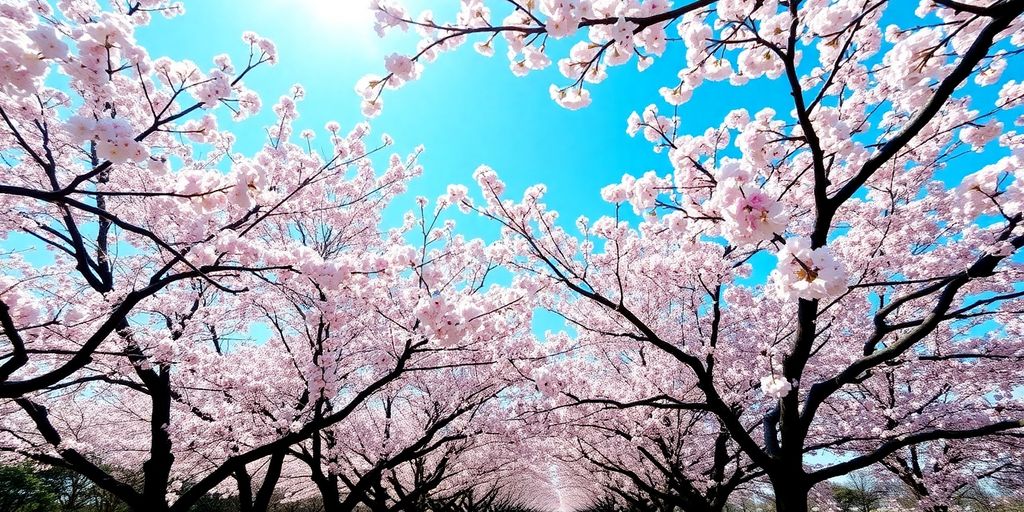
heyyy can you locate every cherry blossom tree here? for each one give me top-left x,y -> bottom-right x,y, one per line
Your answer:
280,269 -> 536,512
872,438 -> 1024,511
522,338 -> 760,512
291,379 -> 499,511
0,2 -> 532,512
0,0 -> 286,398
366,1 -> 1024,510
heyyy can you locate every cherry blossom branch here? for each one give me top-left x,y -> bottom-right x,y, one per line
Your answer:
0,264 -> 290,398
809,419 -> 1024,482
828,3 -> 1024,217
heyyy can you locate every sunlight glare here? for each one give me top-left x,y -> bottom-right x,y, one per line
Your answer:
300,0 -> 377,44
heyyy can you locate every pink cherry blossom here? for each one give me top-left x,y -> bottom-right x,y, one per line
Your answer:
771,237 -> 849,301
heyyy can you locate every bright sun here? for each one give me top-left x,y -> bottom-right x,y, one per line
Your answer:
303,0 -> 376,33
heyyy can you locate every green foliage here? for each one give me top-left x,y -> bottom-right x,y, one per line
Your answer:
186,494 -> 240,512
0,464 -> 57,512
38,466 -> 128,512
831,484 -> 884,512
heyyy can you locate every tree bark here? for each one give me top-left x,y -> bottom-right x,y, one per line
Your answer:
771,475 -> 809,512
251,450 -> 285,512
311,471 -> 346,512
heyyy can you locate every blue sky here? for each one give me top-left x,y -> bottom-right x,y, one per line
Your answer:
133,1 -> 1024,236
127,0 -> 792,345
0,0 -> 1002,296
125,1 -> 1024,346
134,0 -> 788,234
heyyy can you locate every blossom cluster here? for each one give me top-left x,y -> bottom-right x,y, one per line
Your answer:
771,237 -> 849,301
67,116 -> 148,163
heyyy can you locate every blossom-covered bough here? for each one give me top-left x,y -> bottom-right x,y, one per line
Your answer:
0,0 -> 282,399
870,437 -> 1024,510
522,336 -> 762,512
289,371 -> 515,512
368,0 -> 1024,510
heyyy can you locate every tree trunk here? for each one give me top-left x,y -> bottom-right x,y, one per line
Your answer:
235,467 -> 254,512
674,496 -> 714,512
311,472 -> 345,512
140,365 -> 174,512
771,476 -> 809,512
251,450 -> 285,512
131,499 -> 170,512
